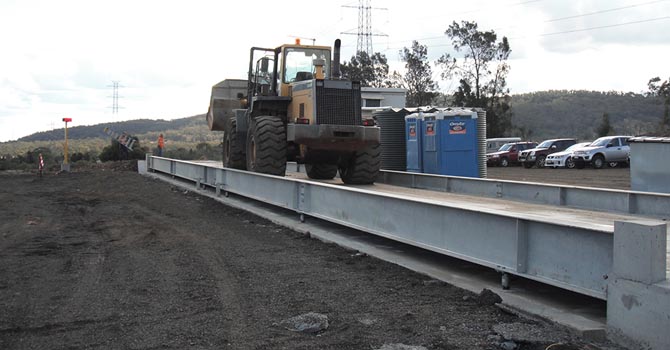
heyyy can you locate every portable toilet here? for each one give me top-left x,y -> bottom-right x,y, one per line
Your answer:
405,112 -> 424,173
421,113 -> 441,174
439,109 -> 479,177
421,109 -> 480,177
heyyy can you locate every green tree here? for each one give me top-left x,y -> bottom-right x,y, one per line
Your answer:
383,70 -> 405,89
437,21 -> 512,137
399,41 -> 439,107
597,112 -> 613,137
341,51 -> 390,88
648,76 -> 670,135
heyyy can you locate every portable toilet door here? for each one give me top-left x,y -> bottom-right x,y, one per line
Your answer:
405,113 -> 424,173
438,110 -> 479,177
421,113 -> 442,174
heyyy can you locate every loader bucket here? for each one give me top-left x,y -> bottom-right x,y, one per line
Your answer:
206,79 -> 247,131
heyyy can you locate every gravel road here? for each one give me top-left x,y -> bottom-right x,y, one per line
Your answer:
0,166 -> 625,349
487,166 -> 630,190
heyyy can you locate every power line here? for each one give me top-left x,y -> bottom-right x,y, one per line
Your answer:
539,15 -> 670,37
378,15 -> 670,52
545,0 -> 668,23
379,0 -> 667,47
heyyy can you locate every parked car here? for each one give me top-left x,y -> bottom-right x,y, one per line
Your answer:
545,142 -> 591,169
518,138 -> 577,168
571,135 -> 632,169
487,142 -> 538,167
486,137 -> 521,154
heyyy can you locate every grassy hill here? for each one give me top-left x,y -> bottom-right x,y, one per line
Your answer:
1,114 -> 222,157
510,90 -> 665,141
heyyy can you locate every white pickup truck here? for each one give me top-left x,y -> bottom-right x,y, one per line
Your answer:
571,135 -> 632,169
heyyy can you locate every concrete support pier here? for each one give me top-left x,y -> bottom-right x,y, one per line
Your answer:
608,220 -> 669,350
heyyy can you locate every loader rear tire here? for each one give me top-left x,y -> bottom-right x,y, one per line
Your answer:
306,163 -> 338,180
223,118 -> 246,169
339,144 -> 381,185
246,116 -> 287,176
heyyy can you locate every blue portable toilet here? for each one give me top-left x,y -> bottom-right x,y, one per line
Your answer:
421,109 -> 480,177
421,113 -> 441,174
405,112 -> 424,173
439,109 -> 479,177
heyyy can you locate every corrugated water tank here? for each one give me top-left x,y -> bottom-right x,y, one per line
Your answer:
373,108 -> 410,171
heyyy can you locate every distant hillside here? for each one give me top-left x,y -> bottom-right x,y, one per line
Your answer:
19,114 -> 212,142
1,114 -> 221,157
510,90 -> 665,141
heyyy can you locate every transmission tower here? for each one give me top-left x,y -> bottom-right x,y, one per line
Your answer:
107,81 -> 123,114
341,0 -> 388,56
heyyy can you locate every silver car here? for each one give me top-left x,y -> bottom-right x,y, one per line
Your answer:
571,136 -> 632,169
545,142 -> 591,168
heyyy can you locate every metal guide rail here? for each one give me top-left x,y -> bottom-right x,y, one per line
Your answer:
147,156 -> 665,300
377,170 -> 670,220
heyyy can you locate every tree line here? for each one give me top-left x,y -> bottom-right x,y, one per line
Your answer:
341,20 -> 512,137
511,90 -> 665,141
340,20 -> 668,139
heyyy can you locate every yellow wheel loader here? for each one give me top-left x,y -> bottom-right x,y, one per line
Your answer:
206,39 -> 380,184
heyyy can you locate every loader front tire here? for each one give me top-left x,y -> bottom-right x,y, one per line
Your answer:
338,144 -> 381,185
223,118 -> 246,169
246,116 -> 287,176
306,163 -> 338,180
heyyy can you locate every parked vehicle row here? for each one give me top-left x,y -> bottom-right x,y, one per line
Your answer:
486,142 -> 537,167
486,135 -> 633,169
519,138 -> 577,168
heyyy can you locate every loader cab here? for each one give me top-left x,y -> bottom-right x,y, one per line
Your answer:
279,45 -> 331,96
247,43 -> 331,99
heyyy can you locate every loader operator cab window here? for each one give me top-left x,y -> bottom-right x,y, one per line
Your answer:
283,48 -> 331,83
253,56 -> 274,96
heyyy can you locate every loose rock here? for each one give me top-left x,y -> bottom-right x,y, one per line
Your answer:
500,340 -> 518,350
280,312 -> 329,334
477,288 -> 502,305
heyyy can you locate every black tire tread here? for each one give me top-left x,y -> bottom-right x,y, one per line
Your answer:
223,119 -> 246,169
306,163 -> 338,180
592,154 -> 605,169
339,144 -> 381,184
247,116 -> 287,176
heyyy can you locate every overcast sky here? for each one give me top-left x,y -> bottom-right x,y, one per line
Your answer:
1,0 -> 669,142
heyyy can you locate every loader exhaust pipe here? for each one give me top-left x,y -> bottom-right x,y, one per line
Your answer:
332,39 -> 341,79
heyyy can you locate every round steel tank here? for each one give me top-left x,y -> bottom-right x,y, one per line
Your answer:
373,108 -> 409,171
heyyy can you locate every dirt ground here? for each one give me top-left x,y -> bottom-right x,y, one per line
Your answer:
0,165 -> 625,350
486,166 -> 631,190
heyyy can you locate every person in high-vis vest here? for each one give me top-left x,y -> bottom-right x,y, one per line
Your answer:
157,133 -> 165,156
